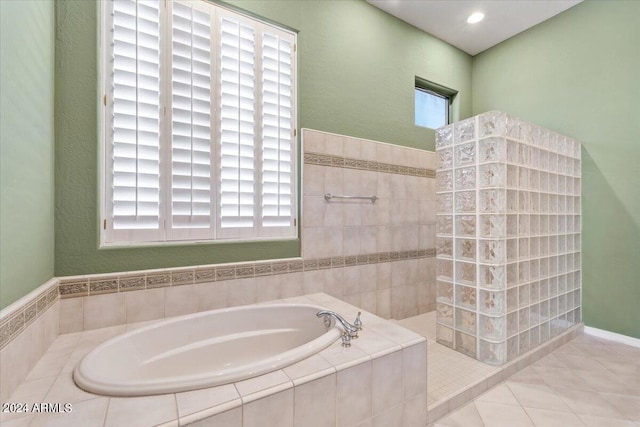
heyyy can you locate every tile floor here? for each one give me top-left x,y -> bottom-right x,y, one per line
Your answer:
428,333 -> 640,427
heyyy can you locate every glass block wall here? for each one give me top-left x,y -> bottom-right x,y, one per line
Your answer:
434,111 -> 582,365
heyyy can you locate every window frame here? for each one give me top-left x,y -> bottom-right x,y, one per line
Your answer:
98,0 -> 298,248
414,77 -> 457,130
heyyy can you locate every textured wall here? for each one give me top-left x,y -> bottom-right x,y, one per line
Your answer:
0,0 -> 55,309
472,1 -> 640,338
54,0 -> 472,276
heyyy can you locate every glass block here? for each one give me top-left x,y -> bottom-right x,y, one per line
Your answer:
437,215 -> 453,236
507,190 -> 518,212
455,142 -> 476,166
549,276 -> 558,297
540,215 -> 549,235
455,331 -> 477,358
479,215 -> 505,238
437,147 -> 454,169
479,264 -> 506,289
455,308 -> 476,334
479,163 -> 505,188
540,150 -> 549,172
519,260 -> 530,283
573,308 -> 581,324
550,296 -> 559,317
455,284 -> 476,310
479,290 -> 504,315
518,238 -> 529,260
559,293 -> 567,313
436,281 -> 453,304
480,315 -> 506,342
436,170 -> 454,192
436,324 -> 454,348
479,189 -> 504,213
519,330 -> 531,354
455,191 -> 476,213
454,118 -> 475,144
437,259 -> 453,281
506,140 -> 518,164
507,288 -> 518,313
455,215 -> 476,237
455,262 -> 476,285
518,283 -> 530,307
506,115 -> 522,141
518,214 -> 529,236
479,137 -> 506,163
518,192 -> 529,212
530,259 -> 539,281
507,311 -> 519,336
519,167 -> 529,189
506,215 -> 518,237
507,164 -> 518,188
530,236 -> 539,257
550,317 -> 561,338
478,111 -> 505,138
540,172 -> 549,192
507,336 -> 519,361
540,321 -> 550,343
435,125 -> 453,149
436,193 -> 453,213
518,307 -> 530,330
506,239 -> 517,262
437,237 -> 453,258
529,170 -> 539,191
530,192 -> 540,213
530,281 -> 540,304
549,153 -> 558,173
479,239 -> 505,264
529,215 -> 540,237
479,340 -> 506,366
455,167 -> 476,190
530,325 -> 541,348
540,279 -> 549,300
518,144 -> 530,166
455,238 -> 476,261
530,303 -> 541,326
530,147 -> 540,169
507,262 -> 518,288
549,173 -> 557,192
436,302 -> 453,326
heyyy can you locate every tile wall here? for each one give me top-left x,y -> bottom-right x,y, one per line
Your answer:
434,111 -> 582,365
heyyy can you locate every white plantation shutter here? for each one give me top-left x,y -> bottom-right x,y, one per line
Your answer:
107,0 -> 162,241
101,0 -> 297,245
218,15 -> 256,236
261,31 -> 295,233
169,1 -> 214,239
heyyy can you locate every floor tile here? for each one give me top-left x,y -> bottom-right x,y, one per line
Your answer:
436,402 -> 484,427
474,401 -> 535,427
555,387 -> 626,419
506,381 -> 572,412
476,383 -> 520,406
523,407 -> 585,427
578,414 -> 637,427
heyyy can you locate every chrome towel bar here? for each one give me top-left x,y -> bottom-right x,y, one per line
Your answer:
324,193 -> 378,203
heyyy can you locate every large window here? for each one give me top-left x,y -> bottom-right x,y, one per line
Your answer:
100,0 -> 297,246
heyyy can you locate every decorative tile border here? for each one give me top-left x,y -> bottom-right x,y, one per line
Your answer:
304,152 -> 436,178
0,285 -> 58,350
57,249 -> 436,299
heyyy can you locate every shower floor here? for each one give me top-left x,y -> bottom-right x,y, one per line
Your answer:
396,312 -> 501,409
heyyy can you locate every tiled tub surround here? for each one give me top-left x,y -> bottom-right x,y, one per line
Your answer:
435,111 -> 582,365
1,294 -> 428,427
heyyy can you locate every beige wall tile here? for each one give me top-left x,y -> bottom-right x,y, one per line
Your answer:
227,278 -> 257,307
403,342 -> 427,399
372,350 -> 403,416
165,285 -> 198,317
197,282 -> 228,312
186,407 -> 242,427
303,164 -> 325,196
243,389 -> 294,427
293,374 -> 337,427
373,404 -> 403,427
105,394 -> 177,427
402,392 -> 427,427
59,297 -> 84,334
336,361 -> 372,427
302,129 -> 326,153
83,293 -> 125,331
125,288 -> 165,324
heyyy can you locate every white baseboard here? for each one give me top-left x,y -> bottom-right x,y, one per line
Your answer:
584,326 -> 640,349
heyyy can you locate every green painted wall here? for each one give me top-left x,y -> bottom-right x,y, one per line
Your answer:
0,0 -> 56,309
472,0 -> 640,338
54,0 -> 472,276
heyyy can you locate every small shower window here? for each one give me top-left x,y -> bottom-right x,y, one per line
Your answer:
415,77 -> 457,129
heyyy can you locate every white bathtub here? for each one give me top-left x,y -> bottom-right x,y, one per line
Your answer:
73,303 -> 341,397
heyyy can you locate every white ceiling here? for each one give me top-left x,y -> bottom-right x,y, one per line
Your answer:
366,0 -> 583,56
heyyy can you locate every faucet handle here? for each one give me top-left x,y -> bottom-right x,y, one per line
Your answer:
341,332 -> 352,347
353,311 -> 363,331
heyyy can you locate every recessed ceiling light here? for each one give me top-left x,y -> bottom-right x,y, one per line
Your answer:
467,12 -> 485,24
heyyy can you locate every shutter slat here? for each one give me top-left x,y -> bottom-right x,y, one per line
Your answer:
170,1 -> 213,231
